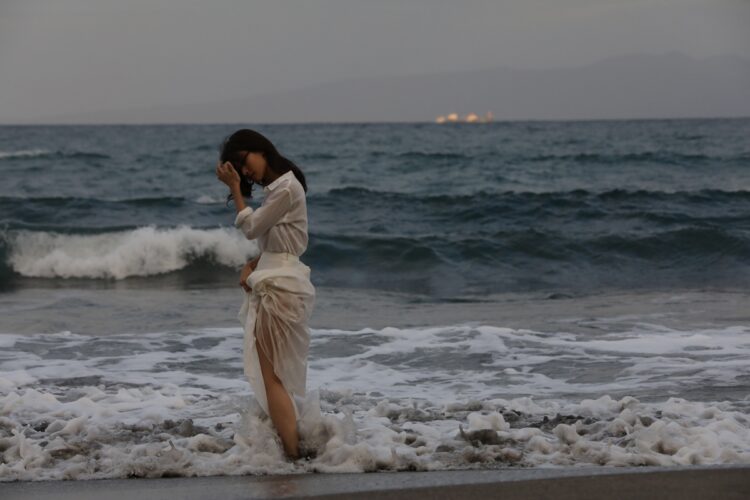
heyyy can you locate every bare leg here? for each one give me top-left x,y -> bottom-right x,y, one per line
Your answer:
257,342 -> 300,460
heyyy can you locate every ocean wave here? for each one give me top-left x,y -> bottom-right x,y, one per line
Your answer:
0,149 -> 110,161
195,194 -> 228,205
2,226 -> 255,279
526,151 -> 720,165
309,224 -> 750,269
297,152 -> 339,160
319,186 -> 750,203
395,151 -> 469,160
0,195 -> 189,206
0,149 -> 50,159
5,187 -> 748,207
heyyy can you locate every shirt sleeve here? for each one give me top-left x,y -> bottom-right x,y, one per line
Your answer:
234,187 -> 293,240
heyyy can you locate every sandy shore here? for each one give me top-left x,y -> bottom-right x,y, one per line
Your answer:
2,465 -> 748,500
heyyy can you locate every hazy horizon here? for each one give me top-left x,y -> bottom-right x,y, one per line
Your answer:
1,0 -> 749,123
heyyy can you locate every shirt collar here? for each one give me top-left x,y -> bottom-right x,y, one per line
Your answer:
263,170 -> 294,193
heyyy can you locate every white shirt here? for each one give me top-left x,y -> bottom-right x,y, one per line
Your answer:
233,170 -> 309,256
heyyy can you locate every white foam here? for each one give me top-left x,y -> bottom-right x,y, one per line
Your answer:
195,194 -> 226,204
0,149 -> 49,159
5,226 -> 258,279
0,321 -> 748,480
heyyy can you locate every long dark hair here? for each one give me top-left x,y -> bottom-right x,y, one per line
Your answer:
219,129 -> 307,203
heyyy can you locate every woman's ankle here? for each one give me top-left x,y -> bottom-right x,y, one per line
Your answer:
284,446 -> 300,460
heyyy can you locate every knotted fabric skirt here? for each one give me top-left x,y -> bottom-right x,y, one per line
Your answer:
237,251 -> 316,421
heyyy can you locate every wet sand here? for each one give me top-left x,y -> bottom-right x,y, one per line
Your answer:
2,465 -> 748,499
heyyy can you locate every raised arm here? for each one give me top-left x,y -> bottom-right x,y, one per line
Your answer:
215,160 -> 293,240
234,187 -> 293,240
216,160 -> 248,214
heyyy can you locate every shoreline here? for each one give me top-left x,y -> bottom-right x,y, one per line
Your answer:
2,465 -> 749,499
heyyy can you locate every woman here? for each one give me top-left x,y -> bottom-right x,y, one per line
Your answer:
215,129 -> 315,461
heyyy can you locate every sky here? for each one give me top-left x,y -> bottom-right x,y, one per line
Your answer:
0,0 -> 748,122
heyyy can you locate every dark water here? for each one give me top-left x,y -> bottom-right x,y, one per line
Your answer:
1,119 -> 748,297
2,120 -> 750,479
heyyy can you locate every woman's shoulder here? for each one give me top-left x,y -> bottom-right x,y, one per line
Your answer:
284,173 -> 306,197
264,172 -> 295,195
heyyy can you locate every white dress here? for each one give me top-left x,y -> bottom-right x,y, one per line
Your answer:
234,170 -> 315,421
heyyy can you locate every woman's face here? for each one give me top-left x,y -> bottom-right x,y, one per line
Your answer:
235,151 -> 267,184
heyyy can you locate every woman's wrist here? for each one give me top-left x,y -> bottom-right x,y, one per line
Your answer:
230,184 -> 246,212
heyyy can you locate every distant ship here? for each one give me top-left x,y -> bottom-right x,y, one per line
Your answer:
435,111 -> 493,124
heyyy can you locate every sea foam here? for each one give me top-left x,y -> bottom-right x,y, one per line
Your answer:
5,226 -> 257,279
0,149 -> 49,159
0,323 -> 748,480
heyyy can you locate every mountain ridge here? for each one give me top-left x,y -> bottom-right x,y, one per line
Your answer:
7,51 -> 750,124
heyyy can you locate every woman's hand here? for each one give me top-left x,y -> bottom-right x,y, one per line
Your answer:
239,259 -> 258,292
216,161 -> 241,188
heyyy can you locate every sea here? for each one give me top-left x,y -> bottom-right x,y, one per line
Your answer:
0,119 -> 749,480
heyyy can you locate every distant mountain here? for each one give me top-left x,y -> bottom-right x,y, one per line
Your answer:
15,51 -> 750,124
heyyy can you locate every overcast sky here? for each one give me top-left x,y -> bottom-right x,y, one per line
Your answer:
1,0 -> 748,122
